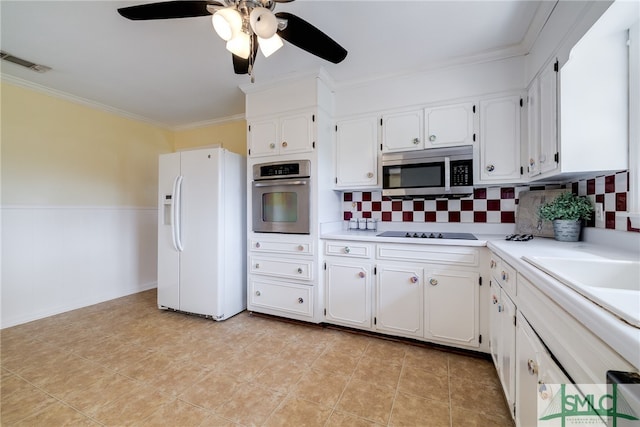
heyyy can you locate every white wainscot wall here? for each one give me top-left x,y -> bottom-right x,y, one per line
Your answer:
1,206 -> 157,328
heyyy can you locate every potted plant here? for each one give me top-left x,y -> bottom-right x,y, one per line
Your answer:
538,192 -> 594,241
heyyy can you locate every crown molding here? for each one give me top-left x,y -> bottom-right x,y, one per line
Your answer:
171,113 -> 246,131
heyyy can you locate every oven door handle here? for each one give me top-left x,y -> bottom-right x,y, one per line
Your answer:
444,157 -> 451,191
253,179 -> 309,187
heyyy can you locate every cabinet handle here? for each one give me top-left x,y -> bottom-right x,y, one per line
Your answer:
255,242 -> 261,249
429,135 -> 436,142
429,278 -> 438,286
492,295 -> 498,304
282,141 -> 288,148
529,158 -> 536,167
527,359 -> 538,376
486,164 -> 495,172
255,291 -> 261,296
490,260 -> 496,269
297,245 -> 304,251
269,143 -> 275,149
297,268 -> 303,274
410,276 -> 419,284
297,297 -> 304,304
367,172 -> 374,178
412,138 -> 420,145
498,304 -> 503,313
255,263 -> 260,269
344,247 -> 351,254
501,271 -> 508,281
358,271 -> 366,278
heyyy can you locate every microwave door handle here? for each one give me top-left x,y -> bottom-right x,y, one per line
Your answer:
253,180 -> 309,187
444,157 -> 451,191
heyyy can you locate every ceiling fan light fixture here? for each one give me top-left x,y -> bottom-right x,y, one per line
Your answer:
258,34 -> 283,58
249,7 -> 278,39
212,7 -> 242,41
226,30 -> 251,59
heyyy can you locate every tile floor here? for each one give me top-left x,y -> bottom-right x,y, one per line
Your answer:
1,289 -> 514,426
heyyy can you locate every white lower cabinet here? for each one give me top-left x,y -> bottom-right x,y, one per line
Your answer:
376,264 -> 424,338
323,240 -> 482,351
325,261 -> 372,329
515,311 -> 571,427
249,277 -> 313,318
424,268 -> 480,347
490,280 -> 516,418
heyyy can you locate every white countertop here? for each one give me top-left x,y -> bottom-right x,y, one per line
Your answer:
320,229 -> 500,247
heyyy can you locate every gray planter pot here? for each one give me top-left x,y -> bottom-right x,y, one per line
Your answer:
552,219 -> 582,242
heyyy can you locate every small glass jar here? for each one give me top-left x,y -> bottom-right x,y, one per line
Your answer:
349,218 -> 358,230
366,218 -> 378,231
358,218 -> 367,230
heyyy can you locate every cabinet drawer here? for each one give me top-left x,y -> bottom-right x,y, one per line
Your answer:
377,244 -> 479,267
490,255 -> 516,296
250,238 -> 313,255
249,278 -> 313,317
325,241 -> 373,258
250,256 -> 313,281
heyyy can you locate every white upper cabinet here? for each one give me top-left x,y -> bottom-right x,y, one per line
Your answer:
381,109 -> 424,152
479,95 -> 523,183
528,59 -> 559,178
424,102 -> 476,148
248,112 -> 314,157
335,116 -> 379,189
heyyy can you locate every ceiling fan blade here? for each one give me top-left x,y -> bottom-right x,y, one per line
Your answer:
118,1 -> 223,20
232,34 -> 259,74
275,12 -> 347,64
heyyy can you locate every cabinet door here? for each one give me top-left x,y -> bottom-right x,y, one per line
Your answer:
538,61 -> 558,175
280,113 -> 314,155
527,80 -> 541,177
376,264 -> 423,337
479,96 -> 522,182
248,119 -> 278,157
325,261 -> 372,329
500,291 -> 516,419
381,110 -> 423,152
335,117 -> 379,188
489,282 -> 501,369
424,102 -> 475,148
424,268 -> 479,347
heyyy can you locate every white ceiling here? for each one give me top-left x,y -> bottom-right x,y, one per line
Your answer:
1,0 -> 551,129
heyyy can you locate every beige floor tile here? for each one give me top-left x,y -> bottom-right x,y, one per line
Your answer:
118,351 -> 175,383
450,377 -> 511,419
398,365 -> 450,403
252,357 -> 306,393
311,347 -> 361,376
290,368 -> 350,408
326,411 -> 385,427
91,384 -> 173,426
336,378 -> 396,425
404,345 -> 450,376
363,339 -> 407,365
146,358 -> 211,396
451,407 -> 515,426
0,380 -> 58,425
352,355 -> 403,389
178,370 -> 244,411
215,349 -> 273,382
13,401 -> 99,426
62,373 -> 143,417
133,398 -> 213,426
214,382 -> 286,426
263,397 -> 333,427
449,353 -> 499,387
389,391 -> 450,427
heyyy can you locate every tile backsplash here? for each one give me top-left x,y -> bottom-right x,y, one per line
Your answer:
343,170 -> 636,233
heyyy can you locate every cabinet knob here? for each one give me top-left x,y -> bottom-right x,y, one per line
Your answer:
367,172 -> 374,178
486,164 -> 495,172
501,271 -> 508,281
529,158 -> 536,167
527,359 -> 538,376
255,291 -> 261,296
255,242 -> 261,249
297,268 -> 303,274
297,297 -> 304,304
297,245 -> 304,251
410,276 -> 419,284
429,135 -> 436,142
412,138 -> 420,145
358,271 -> 366,278
282,141 -> 288,148
429,278 -> 438,286
269,143 -> 275,149
344,247 -> 351,254
492,295 -> 498,304
490,260 -> 496,269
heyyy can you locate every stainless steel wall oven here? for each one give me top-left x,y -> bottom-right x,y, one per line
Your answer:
252,160 -> 311,234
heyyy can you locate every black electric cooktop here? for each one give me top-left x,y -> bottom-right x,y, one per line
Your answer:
377,231 -> 478,240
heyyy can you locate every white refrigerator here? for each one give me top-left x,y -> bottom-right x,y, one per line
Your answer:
157,147 -> 246,320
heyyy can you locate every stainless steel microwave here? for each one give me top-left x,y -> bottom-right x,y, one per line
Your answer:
381,146 -> 474,198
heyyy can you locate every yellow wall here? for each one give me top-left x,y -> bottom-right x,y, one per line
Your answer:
1,82 -> 248,207
173,120 -> 247,155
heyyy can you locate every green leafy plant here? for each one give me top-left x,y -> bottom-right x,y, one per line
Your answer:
538,192 -> 594,221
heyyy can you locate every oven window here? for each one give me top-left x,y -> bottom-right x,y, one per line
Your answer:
262,192 -> 298,222
384,164 -> 444,189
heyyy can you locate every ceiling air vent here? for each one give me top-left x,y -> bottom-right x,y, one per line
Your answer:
0,51 -> 51,73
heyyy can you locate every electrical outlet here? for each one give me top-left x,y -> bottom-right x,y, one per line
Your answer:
595,203 -> 604,227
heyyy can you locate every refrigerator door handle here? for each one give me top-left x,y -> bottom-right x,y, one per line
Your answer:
174,175 -> 184,252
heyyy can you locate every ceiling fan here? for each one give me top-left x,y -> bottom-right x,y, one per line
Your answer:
117,0 -> 348,79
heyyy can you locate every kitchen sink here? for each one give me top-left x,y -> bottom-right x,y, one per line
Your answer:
522,256 -> 640,327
